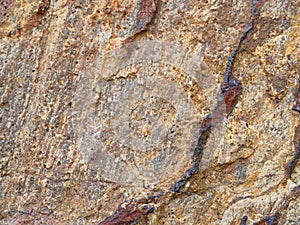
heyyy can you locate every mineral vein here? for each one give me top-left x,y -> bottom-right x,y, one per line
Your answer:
171,4 -> 255,194
99,1 -> 260,224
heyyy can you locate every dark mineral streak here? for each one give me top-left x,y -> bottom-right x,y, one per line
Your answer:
240,215 -> 248,225
97,0 -> 298,224
98,204 -> 154,225
171,0 -> 257,193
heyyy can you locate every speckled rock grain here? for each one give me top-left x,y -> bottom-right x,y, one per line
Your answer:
0,0 -> 299,224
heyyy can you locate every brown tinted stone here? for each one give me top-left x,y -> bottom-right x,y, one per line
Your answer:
0,0 -> 299,224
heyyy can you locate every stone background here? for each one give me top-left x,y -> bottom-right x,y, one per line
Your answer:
0,0 -> 299,224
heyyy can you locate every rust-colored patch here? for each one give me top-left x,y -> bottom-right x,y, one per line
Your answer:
98,203 -> 154,225
124,0 -> 157,42
25,0 -> 50,30
215,1 -> 248,28
245,16 -> 285,52
223,78 -> 243,114
171,0 -> 250,193
239,0 -> 287,52
36,0 -> 50,15
171,75 -> 242,193
133,0 -> 157,34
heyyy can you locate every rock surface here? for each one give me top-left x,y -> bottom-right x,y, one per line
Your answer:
0,0 -> 299,224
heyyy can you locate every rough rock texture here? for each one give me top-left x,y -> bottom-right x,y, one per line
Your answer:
0,0 -> 299,224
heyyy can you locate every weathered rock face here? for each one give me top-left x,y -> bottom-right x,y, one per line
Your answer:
0,0 -> 299,224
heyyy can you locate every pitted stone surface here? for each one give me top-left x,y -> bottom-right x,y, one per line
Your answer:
0,0 -> 299,224
74,41 -> 218,187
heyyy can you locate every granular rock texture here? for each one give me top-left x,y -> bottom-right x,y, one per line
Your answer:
0,0 -> 299,224
74,41 -> 217,189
